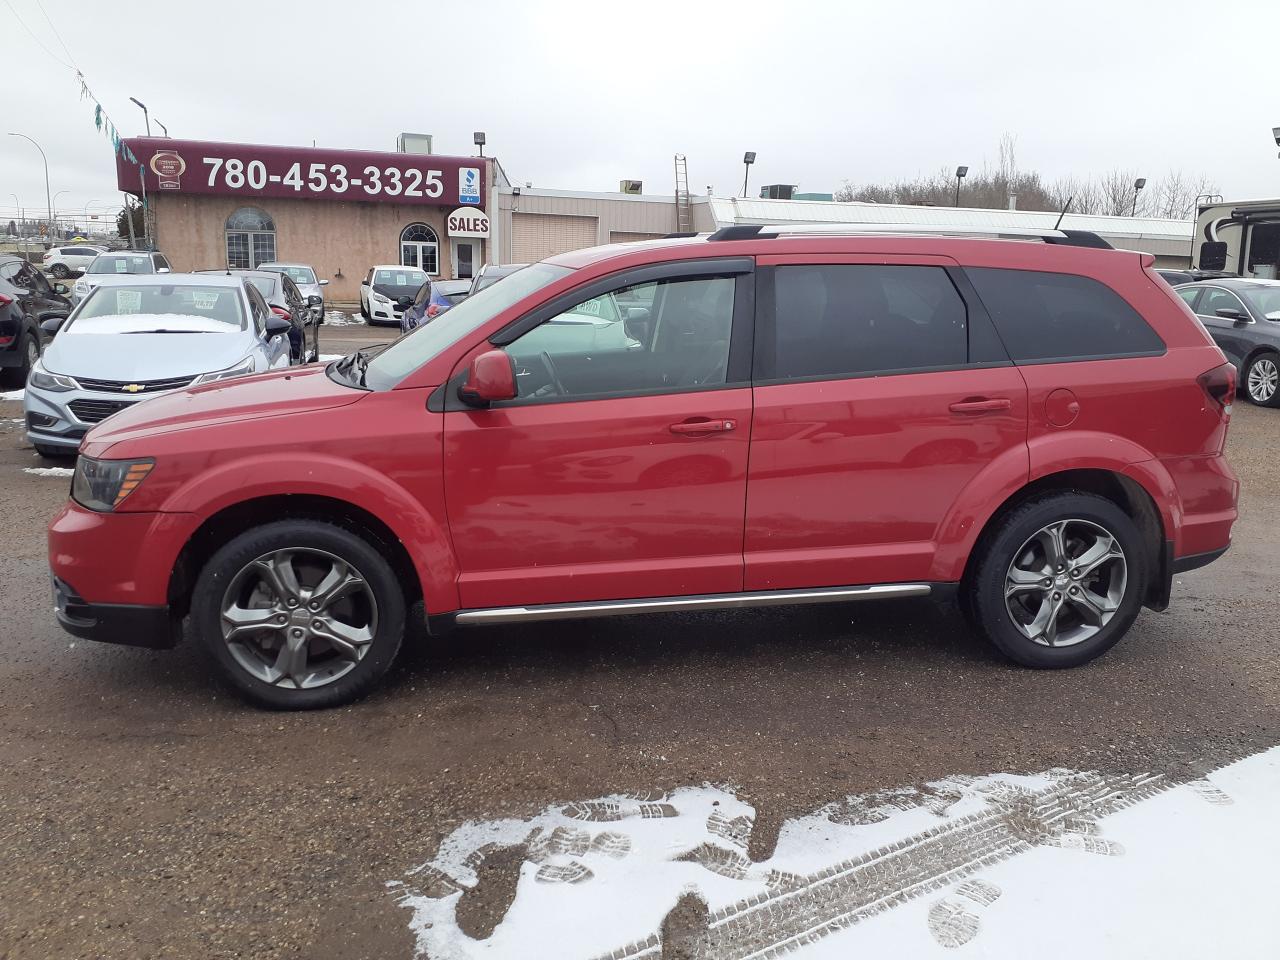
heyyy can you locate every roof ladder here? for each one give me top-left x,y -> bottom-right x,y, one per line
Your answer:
674,154 -> 692,233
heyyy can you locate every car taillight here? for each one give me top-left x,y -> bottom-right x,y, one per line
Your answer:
0,293 -> 11,307
426,303 -> 440,318
1198,362 -> 1235,412
270,306 -> 292,319
0,336 -> 12,346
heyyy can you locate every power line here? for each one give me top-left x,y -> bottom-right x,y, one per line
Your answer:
36,0 -> 79,71
2,0 -> 75,69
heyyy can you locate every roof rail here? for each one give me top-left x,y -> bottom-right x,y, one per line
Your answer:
705,221 -> 1113,250
662,231 -> 701,239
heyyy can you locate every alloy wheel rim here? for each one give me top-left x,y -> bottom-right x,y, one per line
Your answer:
1004,519 -> 1127,648
25,339 -> 37,370
220,547 -> 378,689
1248,358 -> 1278,402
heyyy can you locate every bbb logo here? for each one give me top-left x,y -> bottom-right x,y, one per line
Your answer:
459,167 -> 480,205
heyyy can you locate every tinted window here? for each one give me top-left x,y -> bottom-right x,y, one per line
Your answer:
967,268 -> 1164,363
505,275 -> 735,401
1176,287 -> 1202,310
154,255 -> 170,271
771,265 -> 967,380
1199,287 -> 1249,318
247,276 -> 278,297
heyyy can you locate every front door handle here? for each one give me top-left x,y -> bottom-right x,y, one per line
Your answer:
670,417 -> 736,435
949,397 -> 1012,414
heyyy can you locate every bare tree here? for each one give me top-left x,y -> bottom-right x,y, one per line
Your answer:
1152,170 -> 1218,219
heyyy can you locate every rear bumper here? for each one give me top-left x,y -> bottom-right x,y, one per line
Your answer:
1172,544 -> 1230,574
52,577 -> 178,648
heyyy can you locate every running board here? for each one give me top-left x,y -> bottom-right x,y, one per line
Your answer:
453,583 -> 932,626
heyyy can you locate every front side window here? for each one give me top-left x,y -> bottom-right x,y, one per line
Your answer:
73,284 -> 245,328
1199,286 -> 1249,319
246,276 -> 278,298
504,275 -> 735,401
226,207 -> 276,269
1176,286 -> 1202,310
400,223 -> 439,274
967,267 -> 1165,363
771,265 -> 967,380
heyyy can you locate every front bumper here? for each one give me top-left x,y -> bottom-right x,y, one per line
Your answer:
53,576 -> 178,648
24,382 -> 175,450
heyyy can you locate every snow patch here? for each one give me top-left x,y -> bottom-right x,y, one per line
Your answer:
323,310 -> 365,326
1,389 -> 23,401
24,467 -> 74,477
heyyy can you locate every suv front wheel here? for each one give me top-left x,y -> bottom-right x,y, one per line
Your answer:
966,493 -> 1148,668
191,520 -> 406,709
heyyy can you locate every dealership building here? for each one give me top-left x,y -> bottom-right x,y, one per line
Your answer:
118,135 -> 1195,305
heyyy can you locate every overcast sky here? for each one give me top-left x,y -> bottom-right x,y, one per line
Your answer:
2,0 -> 1277,224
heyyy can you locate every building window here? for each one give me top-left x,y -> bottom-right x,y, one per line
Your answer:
400,222 -> 439,275
226,206 -> 276,269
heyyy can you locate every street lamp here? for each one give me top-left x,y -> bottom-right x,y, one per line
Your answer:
129,96 -> 151,136
741,151 -> 756,199
7,132 -> 52,228
473,131 -> 486,157
1132,177 -> 1146,217
954,165 -> 969,207
155,119 -> 168,138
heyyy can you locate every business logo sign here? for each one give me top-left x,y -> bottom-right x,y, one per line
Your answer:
149,150 -> 186,190
459,167 -> 481,205
447,207 -> 490,238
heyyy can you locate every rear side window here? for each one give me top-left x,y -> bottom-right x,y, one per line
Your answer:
771,265 -> 967,380
967,268 -> 1164,363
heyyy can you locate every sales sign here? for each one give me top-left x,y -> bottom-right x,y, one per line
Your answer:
117,138 -> 487,207
447,208 -> 490,238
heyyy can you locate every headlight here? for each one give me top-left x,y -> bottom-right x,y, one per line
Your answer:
372,292 -> 391,304
192,356 -> 256,386
28,361 -> 81,393
72,456 -> 154,512
73,280 -> 88,294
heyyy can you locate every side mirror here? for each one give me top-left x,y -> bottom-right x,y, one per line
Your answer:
157,267 -> 171,274
52,282 -> 70,295
307,295 -> 322,306
624,306 -> 652,342
1215,307 -> 1249,323
361,278 -> 369,285
318,279 -> 329,286
40,316 -> 66,336
265,314 -> 292,336
458,349 -> 516,407
396,295 -> 414,309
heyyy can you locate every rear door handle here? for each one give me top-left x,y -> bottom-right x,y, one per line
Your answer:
949,398 -> 1012,414
670,417 -> 737,435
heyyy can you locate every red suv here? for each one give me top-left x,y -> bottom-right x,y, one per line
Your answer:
48,226 -> 1239,708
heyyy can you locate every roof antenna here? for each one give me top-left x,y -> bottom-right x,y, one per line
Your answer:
1053,196 -> 1073,231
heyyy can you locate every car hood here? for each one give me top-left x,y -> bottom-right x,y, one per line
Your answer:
297,282 -> 323,299
81,364 -> 365,455
44,327 -> 254,382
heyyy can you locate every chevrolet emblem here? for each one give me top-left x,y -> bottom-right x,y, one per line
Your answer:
121,384 -> 144,393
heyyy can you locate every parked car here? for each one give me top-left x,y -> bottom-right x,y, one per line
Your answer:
400,279 -> 471,333
257,263 -> 329,324
0,254 -> 72,387
197,269 -> 319,363
360,265 -> 429,326
1174,277 -> 1280,405
72,250 -> 173,305
25,273 -> 294,457
47,226 -> 1238,709
1155,268 -> 1234,287
41,244 -> 107,279
468,263 -> 527,297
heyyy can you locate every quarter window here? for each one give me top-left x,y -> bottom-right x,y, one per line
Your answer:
400,223 -> 439,274
504,275 -> 736,401
225,207 -> 276,269
770,265 -> 968,380
967,268 -> 1165,363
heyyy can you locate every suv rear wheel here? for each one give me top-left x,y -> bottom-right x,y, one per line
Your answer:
191,520 -> 406,709
1243,352 -> 1280,407
966,492 -> 1147,668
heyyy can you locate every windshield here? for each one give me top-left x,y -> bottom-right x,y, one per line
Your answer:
364,263 -> 572,390
88,254 -> 154,275
374,268 -> 427,289
73,284 -> 246,329
247,276 -> 278,297
1241,286 -> 1280,320
270,265 -> 316,284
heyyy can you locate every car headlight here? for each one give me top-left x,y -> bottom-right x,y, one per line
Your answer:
28,361 -> 81,393
192,356 -> 256,386
372,292 -> 391,304
73,280 -> 88,294
72,456 -> 154,512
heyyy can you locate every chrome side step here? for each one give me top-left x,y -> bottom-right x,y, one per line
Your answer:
453,583 -> 932,626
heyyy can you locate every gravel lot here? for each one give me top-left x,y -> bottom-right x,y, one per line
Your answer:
0,336 -> 1276,959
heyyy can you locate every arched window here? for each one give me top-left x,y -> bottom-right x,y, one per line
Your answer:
399,222 -> 439,274
225,206 -> 276,269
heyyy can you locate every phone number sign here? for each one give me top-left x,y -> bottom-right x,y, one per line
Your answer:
117,138 -> 485,207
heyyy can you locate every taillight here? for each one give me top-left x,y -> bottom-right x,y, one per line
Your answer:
0,336 -> 12,347
1198,362 -> 1236,412
426,303 -> 440,318
270,306 -> 292,319
0,293 -> 11,307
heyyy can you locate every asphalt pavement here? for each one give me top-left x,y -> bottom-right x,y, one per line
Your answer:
0,332 -> 1276,959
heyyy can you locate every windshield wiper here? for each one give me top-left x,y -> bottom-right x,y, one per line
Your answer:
120,329 -> 209,334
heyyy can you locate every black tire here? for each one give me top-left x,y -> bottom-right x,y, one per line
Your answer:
965,492 -> 1148,669
359,298 -> 370,321
190,520 -> 406,709
34,443 -> 74,459
50,263 -> 69,279
1242,352 -> 1280,407
0,332 -> 38,388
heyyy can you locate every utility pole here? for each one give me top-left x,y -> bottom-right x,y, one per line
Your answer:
124,197 -> 137,249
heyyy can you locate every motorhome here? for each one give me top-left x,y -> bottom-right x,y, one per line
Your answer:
1193,197 -> 1280,278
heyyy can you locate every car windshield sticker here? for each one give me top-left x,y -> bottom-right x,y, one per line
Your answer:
114,260 -> 129,273
191,292 -> 220,311
115,290 -> 142,313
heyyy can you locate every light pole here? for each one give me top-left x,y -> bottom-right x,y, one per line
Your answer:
52,190 -> 70,236
741,151 -> 756,199
1131,177 -> 1146,217
129,97 -> 151,136
954,165 -> 969,207
155,119 -> 168,138
7,132 -> 52,229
